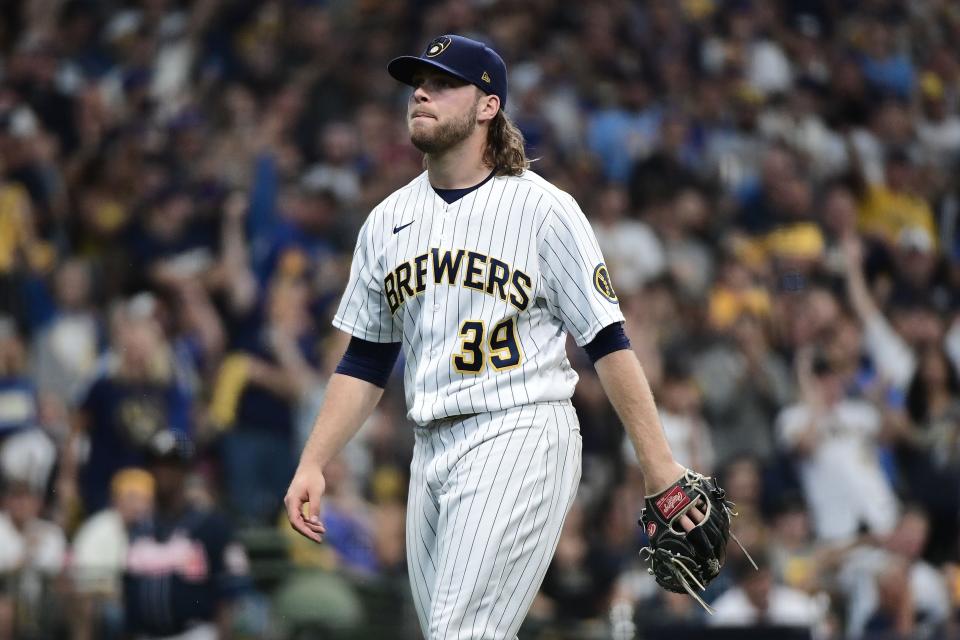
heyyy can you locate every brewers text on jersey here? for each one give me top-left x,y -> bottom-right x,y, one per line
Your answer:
384,247 -> 532,314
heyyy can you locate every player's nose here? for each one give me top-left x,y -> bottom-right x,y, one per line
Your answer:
413,84 -> 431,103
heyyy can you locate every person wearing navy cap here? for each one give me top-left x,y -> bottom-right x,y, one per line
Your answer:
387,34 -> 510,109
123,430 -> 251,639
287,33 -> 705,640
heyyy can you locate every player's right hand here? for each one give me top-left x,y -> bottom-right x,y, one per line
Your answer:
284,465 -> 327,543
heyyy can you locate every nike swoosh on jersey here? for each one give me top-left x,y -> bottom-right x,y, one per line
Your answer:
393,220 -> 415,234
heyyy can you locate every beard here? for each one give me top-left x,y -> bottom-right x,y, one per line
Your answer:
410,103 -> 478,154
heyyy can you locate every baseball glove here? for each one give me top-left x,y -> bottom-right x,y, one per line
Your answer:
638,469 -> 754,613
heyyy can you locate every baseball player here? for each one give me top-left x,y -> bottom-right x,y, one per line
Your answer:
285,34 -> 714,638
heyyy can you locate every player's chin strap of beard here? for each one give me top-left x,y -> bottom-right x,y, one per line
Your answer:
638,469 -> 758,615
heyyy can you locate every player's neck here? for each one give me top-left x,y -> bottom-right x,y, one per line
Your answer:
425,134 -> 493,189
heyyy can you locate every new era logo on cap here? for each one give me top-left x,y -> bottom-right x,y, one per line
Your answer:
388,34 -> 509,108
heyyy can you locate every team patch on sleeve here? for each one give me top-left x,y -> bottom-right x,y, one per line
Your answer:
593,263 -> 618,302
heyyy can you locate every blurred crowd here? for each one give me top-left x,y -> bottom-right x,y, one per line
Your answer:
1,0 -> 960,638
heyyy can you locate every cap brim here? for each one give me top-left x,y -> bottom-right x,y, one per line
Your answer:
387,56 -> 475,89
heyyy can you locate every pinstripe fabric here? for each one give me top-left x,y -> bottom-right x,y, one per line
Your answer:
332,170 -> 613,637
332,170 -> 624,427
406,401 -> 582,639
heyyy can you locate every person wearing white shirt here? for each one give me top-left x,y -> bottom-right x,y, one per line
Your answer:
590,184 -> 665,296
0,479 -> 67,639
838,506 -> 950,639
0,481 -> 65,575
776,350 -> 899,541
709,555 -> 821,629
71,468 -> 155,640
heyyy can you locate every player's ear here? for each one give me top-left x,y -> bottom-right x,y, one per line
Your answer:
477,93 -> 500,124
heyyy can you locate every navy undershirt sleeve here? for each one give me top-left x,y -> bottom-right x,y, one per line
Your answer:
335,337 -> 402,388
584,322 -> 631,363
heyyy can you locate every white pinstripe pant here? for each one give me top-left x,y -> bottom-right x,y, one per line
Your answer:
407,401 -> 582,640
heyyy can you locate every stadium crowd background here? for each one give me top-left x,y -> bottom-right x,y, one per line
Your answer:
1,0 -> 960,638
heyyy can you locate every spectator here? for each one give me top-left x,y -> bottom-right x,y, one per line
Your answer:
842,234 -> 918,391
590,183 -> 664,296
624,358 -> 714,475
758,79 -> 847,180
627,111 -> 701,208
774,284 -> 842,355
653,187 -> 716,300
253,179 -> 344,295
0,317 -> 37,437
732,145 -> 800,233
916,72 -> 960,169
719,454 -> 765,522
539,499 -> 622,624
63,295 -> 192,514
856,149 -> 937,251
632,589 -> 704,639
126,185 -> 218,293
820,311 -> 875,402
71,467 -> 154,640
703,84 -> 768,194
857,18 -> 916,100
301,121 -> 363,207
903,346 -> 960,468
839,506 -> 950,639
863,559 -> 916,640
695,310 -> 793,462
767,496 -> 821,594
211,275 -> 320,524
885,226 -> 951,312
706,252 -> 771,333
0,317 -> 58,518
586,77 -> 662,184
0,157 -> 49,328
29,257 -> 102,403
894,346 -> 960,562
733,3 -> 794,96
0,425 -> 55,499
776,347 -> 899,542
123,431 -> 250,640
819,182 -> 860,277
708,552 -> 822,629
311,454 -> 378,576
0,477 -> 67,639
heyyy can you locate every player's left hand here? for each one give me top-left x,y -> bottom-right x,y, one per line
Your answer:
284,464 -> 328,543
638,468 -> 755,613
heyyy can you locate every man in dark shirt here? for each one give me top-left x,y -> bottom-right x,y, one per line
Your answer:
124,431 -> 249,639
71,305 -> 192,514
216,275 -> 320,524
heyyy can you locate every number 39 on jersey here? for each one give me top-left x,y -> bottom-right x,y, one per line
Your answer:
452,317 -> 523,374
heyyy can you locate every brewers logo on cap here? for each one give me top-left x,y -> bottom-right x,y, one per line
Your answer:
425,37 -> 452,57
388,34 -> 509,108
593,263 -> 618,302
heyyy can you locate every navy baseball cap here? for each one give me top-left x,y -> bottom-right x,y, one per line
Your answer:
388,35 -> 508,109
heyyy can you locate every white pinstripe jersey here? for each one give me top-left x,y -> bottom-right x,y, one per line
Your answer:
333,170 -> 624,426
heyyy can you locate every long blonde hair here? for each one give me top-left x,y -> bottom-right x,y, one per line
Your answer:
484,110 -> 530,176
